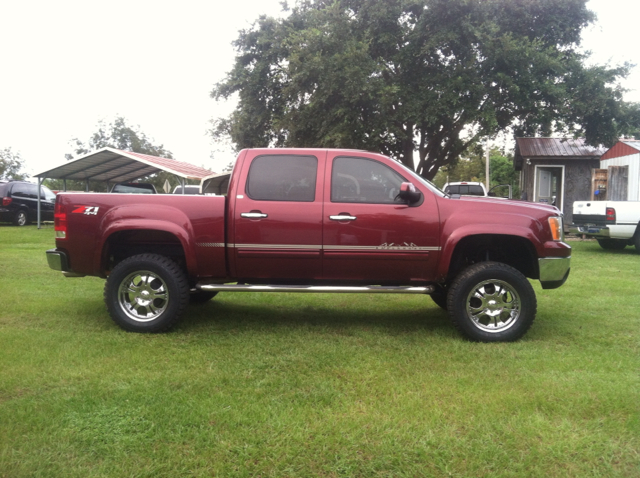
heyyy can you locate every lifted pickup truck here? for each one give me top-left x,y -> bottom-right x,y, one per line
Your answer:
570,200 -> 640,252
46,148 -> 571,342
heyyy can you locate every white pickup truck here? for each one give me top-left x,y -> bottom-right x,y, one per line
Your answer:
570,201 -> 640,252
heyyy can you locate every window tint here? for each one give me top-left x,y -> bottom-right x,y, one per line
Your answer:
246,155 -> 317,202
331,156 -> 406,204
445,185 -> 485,196
11,183 -> 37,198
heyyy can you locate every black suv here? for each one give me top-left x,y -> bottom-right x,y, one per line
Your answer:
0,180 -> 56,226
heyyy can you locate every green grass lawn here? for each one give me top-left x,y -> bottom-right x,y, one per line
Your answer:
1,225 -> 638,477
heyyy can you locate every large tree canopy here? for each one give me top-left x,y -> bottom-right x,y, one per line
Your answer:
67,116 -> 173,160
211,0 -> 640,179
0,147 -> 27,181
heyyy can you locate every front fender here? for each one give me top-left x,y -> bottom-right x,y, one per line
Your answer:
437,222 -> 542,280
95,204 -> 197,276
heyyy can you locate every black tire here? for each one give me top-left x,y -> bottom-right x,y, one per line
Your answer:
189,290 -> 218,304
104,254 -> 189,332
430,286 -> 448,310
635,226 -> 640,253
597,238 -> 627,250
447,262 -> 537,342
13,210 -> 28,226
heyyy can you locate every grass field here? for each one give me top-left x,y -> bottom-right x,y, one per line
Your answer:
0,225 -> 638,477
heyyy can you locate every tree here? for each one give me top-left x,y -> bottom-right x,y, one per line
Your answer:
211,0 -> 640,180
0,148 -> 27,180
57,117 -> 183,192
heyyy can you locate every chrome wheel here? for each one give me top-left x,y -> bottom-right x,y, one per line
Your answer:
466,279 -> 520,333
15,210 -> 27,226
118,270 -> 169,322
448,262 -> 536,342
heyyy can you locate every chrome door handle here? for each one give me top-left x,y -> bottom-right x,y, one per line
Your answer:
329,214 -> 356,221
241,212 -> 268,218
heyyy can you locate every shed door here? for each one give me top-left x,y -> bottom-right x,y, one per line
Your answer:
608,166 -> 628,201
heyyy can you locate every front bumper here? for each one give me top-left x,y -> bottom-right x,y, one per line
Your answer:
569,225 -> 609,238
538,256 -> 571,289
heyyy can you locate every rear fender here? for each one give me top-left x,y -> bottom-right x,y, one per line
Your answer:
95,205 -> 197,276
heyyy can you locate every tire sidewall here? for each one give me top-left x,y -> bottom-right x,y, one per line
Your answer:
447,262 -> 537,342
105,254 -> 189,332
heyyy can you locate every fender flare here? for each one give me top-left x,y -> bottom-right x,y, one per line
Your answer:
94,205 -> 198,276
437,224 -> 542,280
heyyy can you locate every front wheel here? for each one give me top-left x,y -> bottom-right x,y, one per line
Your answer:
104,254 -> 189,332
447,262 -> 537,342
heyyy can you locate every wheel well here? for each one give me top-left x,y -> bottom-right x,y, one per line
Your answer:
446,234 -> 538,282
103,230 -> 186,274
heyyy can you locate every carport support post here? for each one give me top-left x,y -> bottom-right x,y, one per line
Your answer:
180,177 -> 185,194
37,177 -> 43,229
63,179 -> 67,192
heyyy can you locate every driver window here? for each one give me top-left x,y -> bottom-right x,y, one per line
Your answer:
331,156 -> 405,204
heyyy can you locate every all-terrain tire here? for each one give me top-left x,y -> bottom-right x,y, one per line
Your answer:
104,254 -> 189,332
447,262 -> 537,342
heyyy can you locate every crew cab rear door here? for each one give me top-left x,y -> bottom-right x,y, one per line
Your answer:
229,150 -> 326,280
322,152 -> 440,282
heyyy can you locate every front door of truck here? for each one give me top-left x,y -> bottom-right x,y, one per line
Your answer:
230,150 -> 325,280
322,152 -> 440,283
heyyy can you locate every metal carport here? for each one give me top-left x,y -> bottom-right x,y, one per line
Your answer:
34,147 -> 215,228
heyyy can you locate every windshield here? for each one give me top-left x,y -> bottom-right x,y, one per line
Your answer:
40,186 -> 56,201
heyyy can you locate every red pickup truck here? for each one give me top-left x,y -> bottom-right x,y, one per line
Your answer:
46,148 -> 571,342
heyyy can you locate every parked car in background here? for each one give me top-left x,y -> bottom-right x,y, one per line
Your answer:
172,185 -> 201,195
110,182 -> 157,194
570,200 -> 640,252
443,181 -> 513,199
0,180 -> 56,226
443,181 -> 487,197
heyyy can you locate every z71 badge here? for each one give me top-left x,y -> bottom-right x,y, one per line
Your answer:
72,206 -> 99,215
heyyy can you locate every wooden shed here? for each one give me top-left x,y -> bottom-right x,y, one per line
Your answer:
514,138 -> 605,227
599,140 -> 640,201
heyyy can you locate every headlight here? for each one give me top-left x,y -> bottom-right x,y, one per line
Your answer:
548,216 -> 563,241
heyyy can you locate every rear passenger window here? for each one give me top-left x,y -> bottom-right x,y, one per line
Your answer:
331,156 -> 406,204
246,155 -> 317,202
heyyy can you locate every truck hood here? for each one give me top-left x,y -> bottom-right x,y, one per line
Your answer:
451,196 -> 562,216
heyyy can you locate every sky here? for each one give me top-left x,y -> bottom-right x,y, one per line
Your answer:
1,0 -> 639,179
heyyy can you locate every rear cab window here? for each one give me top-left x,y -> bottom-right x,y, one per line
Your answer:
246,155 -> 318,202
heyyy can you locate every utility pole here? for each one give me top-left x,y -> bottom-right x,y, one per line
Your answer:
485,140 -> 490,191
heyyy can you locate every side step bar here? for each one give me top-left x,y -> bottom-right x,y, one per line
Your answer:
197,284 -> 434,294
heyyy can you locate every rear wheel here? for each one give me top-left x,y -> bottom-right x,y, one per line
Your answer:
13,210 -> 28,226
104,254 -> 189,332
189,290 -> 218,304
429,285 -> 448,310
597,238 -> 627,250
447,262 -> 537,342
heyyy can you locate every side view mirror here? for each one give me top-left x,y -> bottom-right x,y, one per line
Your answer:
398,182 -> 422,205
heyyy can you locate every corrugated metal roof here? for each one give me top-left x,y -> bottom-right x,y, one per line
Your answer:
516,137 -> 605,158
622,140 -> 640,152
35,147 -> 214,182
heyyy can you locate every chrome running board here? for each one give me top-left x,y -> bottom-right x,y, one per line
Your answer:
197,284 -> 434,294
